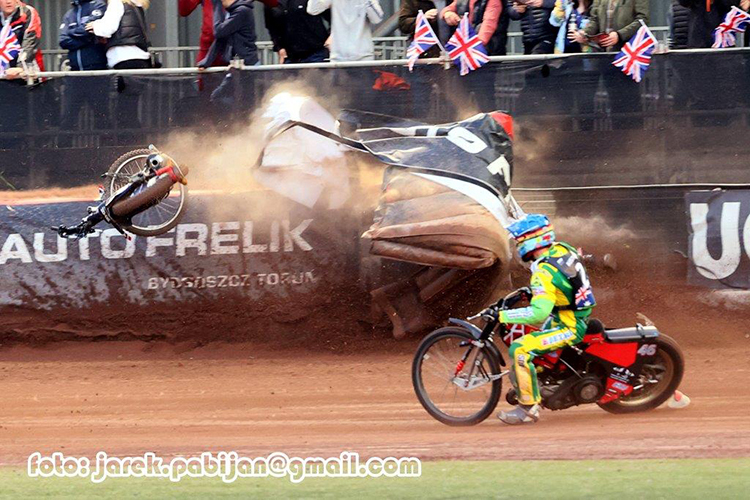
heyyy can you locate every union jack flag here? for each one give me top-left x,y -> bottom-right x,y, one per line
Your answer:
0,23 -> 21,76
712,6 -> 750,48
406,10 -> 441,71
445,14 -> 489,76
612,24 -> 657,83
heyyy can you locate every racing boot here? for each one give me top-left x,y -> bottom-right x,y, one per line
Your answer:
497,404 -> 540,425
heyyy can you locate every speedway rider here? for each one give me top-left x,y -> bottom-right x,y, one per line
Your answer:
492,214 -> 596,425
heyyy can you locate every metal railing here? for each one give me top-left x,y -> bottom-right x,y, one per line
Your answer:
41,29 -> 673,70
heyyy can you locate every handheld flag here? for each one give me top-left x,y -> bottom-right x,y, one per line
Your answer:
712,6 -> 750,48
445,14 -> 489,76
612,23 -> 657,83
0,23 -> 21,77
406,10 -> 442,71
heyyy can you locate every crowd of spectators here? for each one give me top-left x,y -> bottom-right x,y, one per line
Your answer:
0,0 -> 749,79
0,0 -> 748,137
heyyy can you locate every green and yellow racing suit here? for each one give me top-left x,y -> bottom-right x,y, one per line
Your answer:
499,242 -> 595,405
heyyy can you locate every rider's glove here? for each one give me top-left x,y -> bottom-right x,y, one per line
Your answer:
518,287 -> 532,301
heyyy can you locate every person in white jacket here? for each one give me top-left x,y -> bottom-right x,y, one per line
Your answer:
307,0 -> 383,61
86,0 -> 151,69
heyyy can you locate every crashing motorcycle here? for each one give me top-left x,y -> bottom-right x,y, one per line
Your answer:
54,145 -> 188,239
412,288 -> 685,426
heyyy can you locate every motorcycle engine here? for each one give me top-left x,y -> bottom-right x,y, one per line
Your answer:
542,375 -> 605,410
573,376 -> 605,404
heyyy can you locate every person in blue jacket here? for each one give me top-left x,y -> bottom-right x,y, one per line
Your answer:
58,0 -> 109,142
59,0 -> 108,71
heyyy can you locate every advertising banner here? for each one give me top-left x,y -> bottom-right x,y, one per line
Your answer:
686,190 -> 750,289
0,191 -> 360,310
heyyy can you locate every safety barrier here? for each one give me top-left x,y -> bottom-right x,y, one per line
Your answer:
39,28 -> 674,69
2,48 -> 749,305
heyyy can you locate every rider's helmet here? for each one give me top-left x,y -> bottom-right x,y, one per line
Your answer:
507,214 -> 555,262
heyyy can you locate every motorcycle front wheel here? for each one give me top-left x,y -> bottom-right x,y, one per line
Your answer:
412,327 -> 503,426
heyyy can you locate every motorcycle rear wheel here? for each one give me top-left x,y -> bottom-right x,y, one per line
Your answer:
412,327 -> 503,426
598,333 -> 685,414
103,149 -> 188,237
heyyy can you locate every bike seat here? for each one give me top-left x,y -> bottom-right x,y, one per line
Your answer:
604,325 -> 659,343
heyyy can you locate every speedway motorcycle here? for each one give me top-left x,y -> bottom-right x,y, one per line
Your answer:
55,145 -> 188,239
412,288 -> 685,426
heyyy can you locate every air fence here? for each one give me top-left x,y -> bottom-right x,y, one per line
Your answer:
1,49 -> 749,324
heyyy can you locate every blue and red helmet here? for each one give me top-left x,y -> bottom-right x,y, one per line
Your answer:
507,214 -> 556,261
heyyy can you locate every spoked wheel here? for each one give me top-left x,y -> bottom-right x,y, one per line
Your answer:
103,149 -> 188,237
598,333 -> 685,414
412,327 -> 503,426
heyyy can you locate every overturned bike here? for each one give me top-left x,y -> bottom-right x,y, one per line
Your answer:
55,146 -> 189,239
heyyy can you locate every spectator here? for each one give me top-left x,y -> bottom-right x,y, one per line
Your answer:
399,0 -> 442,58
265,0 -> 330,63
550,0 -> 592,53
577,0 -> 648,51
179,0 -> 220,64
58,0 -> 109,142
549,0 -> 597,130
441,0 -> 505,54
86,0 -> 151,140
669,0 -> 690,49
307,0 -> 384,62
508,0 -> 556,54
59,0 -> 108,71
87,0 -> 152,69
574,0 -> 649,129
199,0 -> 258,68
677,0 -> 738,48
0,0 -> 43,80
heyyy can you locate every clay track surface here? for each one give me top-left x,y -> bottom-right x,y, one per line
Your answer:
1,341 -> 748,466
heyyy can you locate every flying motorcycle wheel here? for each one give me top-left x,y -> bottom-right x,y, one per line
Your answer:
412,327 -> 503,426
103,149 -> 188,237
598,333 -> 685,414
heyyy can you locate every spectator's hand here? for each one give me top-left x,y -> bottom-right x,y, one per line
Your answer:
444,11 -> 461,26
278,48 -> 287,64
600,31 -> 619,47
85,22 -> 96,33
742,0 -> 750,10
527,0 -> 543,7
424,8 -> 438,20
197,66 -> 206,73
513,2 -> 528,13
4,67 -> 23,80
570,29 -> 588,44
324,35 -> 331,49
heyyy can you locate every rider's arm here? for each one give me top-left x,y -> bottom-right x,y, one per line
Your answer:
499,263 -> 556,325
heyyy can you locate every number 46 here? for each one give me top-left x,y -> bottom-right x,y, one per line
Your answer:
638,344 -> 657,356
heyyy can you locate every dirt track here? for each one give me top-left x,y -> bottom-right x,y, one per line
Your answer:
1,337 -> 748,466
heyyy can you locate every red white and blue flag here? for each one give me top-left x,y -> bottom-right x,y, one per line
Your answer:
712,6 -> 750,48
445,14 -> 489,76
612,23 -> 657,83
0,23 -> 21,76
406,10 -> 442,71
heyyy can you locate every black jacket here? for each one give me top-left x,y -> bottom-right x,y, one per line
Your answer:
462,0 -> 510,56
265,0 -> 329,61
199,0 -> 258,67
670,0 -> 690,49
107,4 -> 149,51
58,0 -> 108,71
678,0 -> 738,48
508,0 -> 556,48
